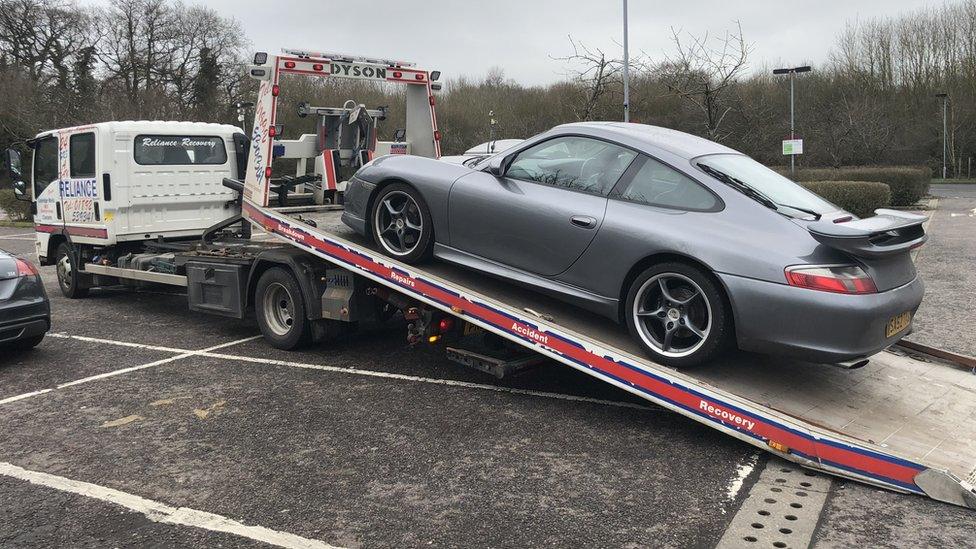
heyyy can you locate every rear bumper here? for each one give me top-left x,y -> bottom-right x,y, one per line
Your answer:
0,284 -> 51,344
719,272 -> 924,364
0,307 -> 50,344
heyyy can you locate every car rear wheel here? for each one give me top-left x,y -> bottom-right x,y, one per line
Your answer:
55,242 -> 89,299
255,267 -> 311,350
370,183 -> 433,263
625,262 -> 732,368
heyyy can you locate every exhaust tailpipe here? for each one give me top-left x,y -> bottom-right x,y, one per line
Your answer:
830,358 -> 870,370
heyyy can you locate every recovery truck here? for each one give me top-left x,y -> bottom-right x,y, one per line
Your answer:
2,49 -> 975,511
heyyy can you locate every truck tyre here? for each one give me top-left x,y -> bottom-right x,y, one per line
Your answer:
624,261 -> 732,369
55,242 -> 89,299
255,267 -> 311,350
370,182 -> 433,263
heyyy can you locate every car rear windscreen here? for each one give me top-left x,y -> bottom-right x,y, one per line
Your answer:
134,135 -> 227,165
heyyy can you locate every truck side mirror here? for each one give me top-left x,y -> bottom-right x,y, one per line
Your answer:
2,148 -> 22,182
485,154 -> 507,177
12,180 -> 29,201
3,149 -> 29,201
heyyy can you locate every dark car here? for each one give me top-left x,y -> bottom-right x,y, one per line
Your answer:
0,248 -> 50,350
341,122 -> 926,368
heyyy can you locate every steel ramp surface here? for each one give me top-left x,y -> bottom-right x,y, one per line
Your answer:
245,203 -> 976,509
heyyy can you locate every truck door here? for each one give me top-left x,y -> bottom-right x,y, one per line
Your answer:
31,135 -> 62,233
59,131 -> 100,232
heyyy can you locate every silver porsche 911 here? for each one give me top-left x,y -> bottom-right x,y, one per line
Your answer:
342,122 -> 926,368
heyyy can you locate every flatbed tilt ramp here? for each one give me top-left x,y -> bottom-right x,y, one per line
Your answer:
239,201 -> 976,510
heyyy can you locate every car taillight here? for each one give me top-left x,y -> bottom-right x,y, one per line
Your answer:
15,258 -> 39,277
785,265 -> 877,294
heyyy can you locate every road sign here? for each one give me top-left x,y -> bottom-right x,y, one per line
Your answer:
782,139 -> 803,155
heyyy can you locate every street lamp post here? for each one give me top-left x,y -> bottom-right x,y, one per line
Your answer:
936,93 -> 949,179
773,66 -> 811,176
622,0 -> 629,123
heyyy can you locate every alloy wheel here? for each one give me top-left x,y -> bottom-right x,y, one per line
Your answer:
373,190 -> 424,257
632,272 -> 712,358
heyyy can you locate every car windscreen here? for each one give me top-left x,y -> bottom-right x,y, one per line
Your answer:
134,135 -> 227,165
694,153 -> 837,216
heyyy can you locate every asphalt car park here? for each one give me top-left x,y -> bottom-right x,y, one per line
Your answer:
1,223 -> 975,548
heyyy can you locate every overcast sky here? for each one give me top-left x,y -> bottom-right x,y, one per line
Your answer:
82,0 -> 938,86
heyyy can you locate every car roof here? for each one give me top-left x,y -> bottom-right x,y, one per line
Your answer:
553,122 -> 740,159
35,121 -> 244,140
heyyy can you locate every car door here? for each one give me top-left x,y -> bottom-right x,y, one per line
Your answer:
448,135 -> 637,277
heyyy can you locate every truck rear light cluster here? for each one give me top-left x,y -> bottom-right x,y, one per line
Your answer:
785,265 -> 877,294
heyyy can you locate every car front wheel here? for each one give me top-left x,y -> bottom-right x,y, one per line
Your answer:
625,262 -> 732,368
370,183 -> 433,263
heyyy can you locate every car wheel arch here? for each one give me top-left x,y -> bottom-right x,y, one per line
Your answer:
618,252 -> 737,335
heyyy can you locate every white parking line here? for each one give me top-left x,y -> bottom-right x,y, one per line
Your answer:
47,332 -> 189,354
201,350 -> 658,411
39,333 -> 659,412
0,335 -> 261,406
0,462 -> 341,549
0,232 -> 35,238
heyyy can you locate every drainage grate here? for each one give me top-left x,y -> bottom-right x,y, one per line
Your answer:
716,458 -> 831,549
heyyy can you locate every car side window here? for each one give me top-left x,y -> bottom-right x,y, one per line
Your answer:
505,136 -> 637,195
617,156 -> 718,211
33,136 -> 59,197
70,132 -> 96,178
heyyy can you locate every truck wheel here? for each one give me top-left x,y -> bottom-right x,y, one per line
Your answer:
625,262 -> 732,369
55,242 -> 89,299
370,183 -> 433,263
255,267 -> 311,350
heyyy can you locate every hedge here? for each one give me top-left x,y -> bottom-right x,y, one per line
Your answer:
775,166 -> 930,207
799,181 -> 891,218
0,189 -> 31,221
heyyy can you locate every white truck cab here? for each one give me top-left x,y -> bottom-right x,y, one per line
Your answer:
25,121 -> 245,264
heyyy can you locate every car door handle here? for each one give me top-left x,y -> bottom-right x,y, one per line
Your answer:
570,215 -> 597,229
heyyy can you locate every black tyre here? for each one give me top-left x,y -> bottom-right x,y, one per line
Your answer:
370,183 -> 433,263
55,242 -> 89,299
624,261 -> 732,368
255,267 -> 311,350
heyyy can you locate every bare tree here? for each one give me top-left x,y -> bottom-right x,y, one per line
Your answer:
552,36 -> 640,121
655,21 -> 751,141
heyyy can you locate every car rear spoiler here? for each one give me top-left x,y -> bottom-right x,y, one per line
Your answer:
806,209 -> 927,259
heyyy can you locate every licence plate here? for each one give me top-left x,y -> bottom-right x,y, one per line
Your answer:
885,311 -> 911,338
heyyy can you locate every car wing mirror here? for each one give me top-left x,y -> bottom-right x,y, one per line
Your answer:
485,154 -> 507,177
